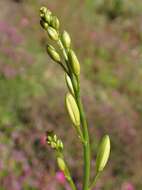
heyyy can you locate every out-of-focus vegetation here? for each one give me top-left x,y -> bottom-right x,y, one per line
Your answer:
0,0 -> 142,189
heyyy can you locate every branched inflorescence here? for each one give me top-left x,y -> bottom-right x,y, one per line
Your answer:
39,6 -> 111,190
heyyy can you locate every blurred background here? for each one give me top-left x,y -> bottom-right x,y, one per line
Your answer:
0,0 -> 142,189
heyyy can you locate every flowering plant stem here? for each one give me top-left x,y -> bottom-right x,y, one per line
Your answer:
58,36 -> 91,189
39,6 -> 111,190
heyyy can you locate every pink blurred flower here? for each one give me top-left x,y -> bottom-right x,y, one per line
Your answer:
40,135 -> 47,146
20,17 -> 29,27
122,182 -> 135,190
56,171 -> 66,184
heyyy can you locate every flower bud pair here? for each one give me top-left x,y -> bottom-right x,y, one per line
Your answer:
50,16 -> 60,30
46,44 -> 61,63
47,27 -> 59,41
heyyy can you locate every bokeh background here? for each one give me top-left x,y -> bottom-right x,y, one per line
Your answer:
0,0 -> 142,189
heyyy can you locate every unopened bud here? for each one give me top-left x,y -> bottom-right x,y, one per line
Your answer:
65,74 -> 74,95
51,16 -> 60,30
40,6 -> 47,14
40,19 -> 48,30
65,93 -> 80,127
57,157 -> 66,172
96,135 -> 111,173
47,27 -> 59,41
61,31 -> 71,49
68,49 -> 80,76
46,44 -> 61,63
44,10 -> 52,24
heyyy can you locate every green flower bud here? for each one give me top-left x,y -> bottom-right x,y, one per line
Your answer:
68,49 -> 80,76
44,10 -> 52,24
40,19 -> 48,30
96,135 -> 111,173
65,74 -> 74,95
61,31 -> 71,49
57,139 -> 64,150
65,93 -> 80,127
46,44 -> 61,63
51,16 -> 60,30
57,157 -> 66,171
40,6 -> 47,14
47,27 -> 59,41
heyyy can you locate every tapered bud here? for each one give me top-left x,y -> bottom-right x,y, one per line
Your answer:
40,19 -> 48,30
44,10 -> 52,24
57,157 -> 66,172
65,74 -> 74,95
51,16 -> 60,30
61,31 -> 71,49
46,44 -> 61,63
65,93 -> 80,127
47,27 -> 59,41
96,135 -> 111,173
68,49 -> 80,76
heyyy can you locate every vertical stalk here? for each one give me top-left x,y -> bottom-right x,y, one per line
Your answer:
58,39 -> 91,190
72,77 -> 90,190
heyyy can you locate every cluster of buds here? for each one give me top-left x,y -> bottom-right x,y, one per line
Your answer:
46,131 -> 63,152
40,6 -> 82,140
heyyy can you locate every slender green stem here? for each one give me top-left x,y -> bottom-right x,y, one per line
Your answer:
67,176 -> 77,190
71,76 -> 90,190
58,39 -> 91,190
89,172 -> 100,190
65,160 -> 77,190
57,152 -> 77,190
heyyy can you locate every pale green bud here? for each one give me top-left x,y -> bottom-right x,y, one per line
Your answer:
68,49 -> 80,76
57,157 -> 66,171
44,10 -> 52,24
96,135 -> 111,173
40,6 -> 47,14
65,74 -> 74,95
40,19 -> 48,30
47,27 -> 59,41
65,93 -> 80,127
51,16 -> 60,30
61,31 -> 71,49
46,44 -> 61,63
57,139 -> 64,150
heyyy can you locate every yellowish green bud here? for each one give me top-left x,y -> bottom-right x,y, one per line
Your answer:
44,10 -> 52,24
51,16 -> 60,30
68,49 -> 80,76
65,93 -> 80,127
46,44 -> 61,63
47,27 -> 59,41
40,19 -> 48,30
61,31 -> 71,49
57,157 -> 66,172
96,135 -> 111,173
40,6 -> 47,14
65,74 -> 74,95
